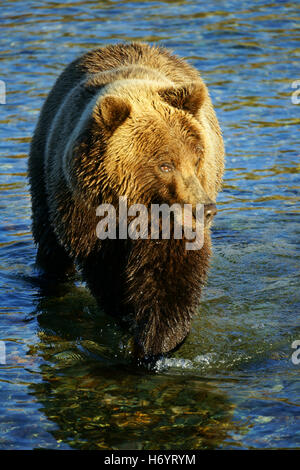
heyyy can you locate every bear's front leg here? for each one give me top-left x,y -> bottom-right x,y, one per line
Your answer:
125,235 -> 211,358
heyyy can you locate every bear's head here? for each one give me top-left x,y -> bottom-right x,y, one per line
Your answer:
94,81 -> 216,222
72,80 -> 217,225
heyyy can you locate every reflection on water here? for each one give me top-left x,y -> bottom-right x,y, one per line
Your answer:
30,288 -> 237,450
0,0 -> 299,450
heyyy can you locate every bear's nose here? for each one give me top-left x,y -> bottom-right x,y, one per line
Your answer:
204,203 -> 217,222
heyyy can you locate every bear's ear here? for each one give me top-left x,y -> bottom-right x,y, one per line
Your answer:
95,95 -> 131,132
158,82 -> 206,116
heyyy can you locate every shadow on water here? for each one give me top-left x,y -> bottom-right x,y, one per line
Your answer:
26,279 -> 238,450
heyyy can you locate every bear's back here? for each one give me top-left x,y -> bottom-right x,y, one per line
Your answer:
34,43 -> 202,146
78,43 -> 200,84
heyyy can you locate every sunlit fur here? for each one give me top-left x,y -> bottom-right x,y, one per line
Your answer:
28,43 -> 225,357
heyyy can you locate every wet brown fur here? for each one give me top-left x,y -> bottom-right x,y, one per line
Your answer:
28,43 -> 224,357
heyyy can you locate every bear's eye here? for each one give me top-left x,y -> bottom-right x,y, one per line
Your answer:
160,163 -> 174,173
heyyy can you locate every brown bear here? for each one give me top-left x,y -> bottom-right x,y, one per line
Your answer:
28,43 -> 224,358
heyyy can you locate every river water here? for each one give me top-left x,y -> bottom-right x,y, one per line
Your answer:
0,0 -> 299,449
